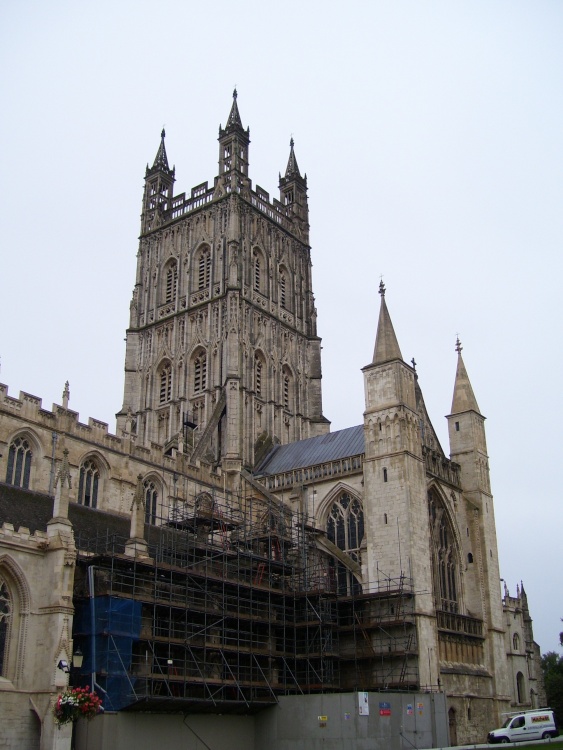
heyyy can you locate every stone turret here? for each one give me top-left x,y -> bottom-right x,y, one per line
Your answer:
279,138 -> 309,240
141,129 -> 176,234
447,338 -> 510,700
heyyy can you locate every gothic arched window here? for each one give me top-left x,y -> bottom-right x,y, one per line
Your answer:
159,361 -> 172,404
0,578 -> 11,677
144,480 -> 158,525
165,261 -> 178,303
282,366 -> 293,412
255,353 -> 265,399
428,490 -> 459,613
326,492 -> 364,595
253,252 -> 261,293
6,437 -> 32,489
193,350 -> 207,394
197,248 -> 211,290
279,269 -> 287,309
516,671 -> 525,703
78,459 -> 100,508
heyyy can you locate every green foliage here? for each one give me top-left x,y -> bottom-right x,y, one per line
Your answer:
541,646 -> 563,729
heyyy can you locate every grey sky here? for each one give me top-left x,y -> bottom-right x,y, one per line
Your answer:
1,1 -> 562,654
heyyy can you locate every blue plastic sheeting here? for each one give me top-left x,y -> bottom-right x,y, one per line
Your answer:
73,597 -> 142,711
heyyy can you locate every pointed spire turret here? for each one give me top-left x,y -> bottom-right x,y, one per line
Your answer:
285,137 -> 302,179
372,282 -> 403,364
224,88 -> 245,133
279,137 -> 309,234
451,337 -> 480,414
152,128 -> 171,171
218,89 -> 250,186
142,129 -> 175,234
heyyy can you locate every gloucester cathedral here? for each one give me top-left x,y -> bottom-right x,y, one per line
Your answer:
0,93 -> 544,750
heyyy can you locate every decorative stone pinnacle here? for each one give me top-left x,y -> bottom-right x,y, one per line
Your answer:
130,474 -> 145,512
233,87 -> 237,99
62,381 -> 70,408
455,336 -> 463,353
55,448 -> 72,490
379,279 -> 386,297
161,128 -> 165,139
290,137 -> 294,149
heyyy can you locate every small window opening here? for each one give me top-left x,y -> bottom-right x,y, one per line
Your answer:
467,553 -> 473,563
384,513 -> 388,524
455,421 -> 460,431
280,272 -> 287,309
383,467 -> 388,482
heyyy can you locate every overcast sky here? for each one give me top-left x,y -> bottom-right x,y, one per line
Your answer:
1,1 -> 562,655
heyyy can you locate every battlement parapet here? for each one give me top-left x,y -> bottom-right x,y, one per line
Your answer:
0,521 -> 49,549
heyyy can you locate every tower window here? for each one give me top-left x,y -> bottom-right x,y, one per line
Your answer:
455,421 -> 459,431
159,362 -> 172,403
467,552 -> 473,563
255,355 -> 264,398
513,633 -> 520,651
193,351 -> 207,394
223,144 -> 232,172
253,253 -> 261,293
383,467 -> 388,482
282,367 -> 292,411
280,271 -> 287,309
78,459 -> 100,508
165,263 -> 177,303
198,249 -> 211,289
6,437 -> 32,489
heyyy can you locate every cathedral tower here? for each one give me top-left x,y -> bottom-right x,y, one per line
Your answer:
362,283 -> 438,687
447,339 -> 510,701
118,93 -> 329,469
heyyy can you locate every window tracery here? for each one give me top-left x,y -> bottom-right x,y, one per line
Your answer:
326,491 -> 364,595
428,490 -> 459,613
78,459 -> 100,508
193,350 -> 207,394
144,480 -> 158,525
5,437 -> 32,489
197,248 -> 211,289
159,362 -> 172,403
165,261 -> 178,303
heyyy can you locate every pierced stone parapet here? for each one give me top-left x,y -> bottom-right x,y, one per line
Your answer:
423,447 -> 461,488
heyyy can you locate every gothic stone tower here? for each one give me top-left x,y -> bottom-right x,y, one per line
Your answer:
362,282 -> 438,688
117,92 -> 329,471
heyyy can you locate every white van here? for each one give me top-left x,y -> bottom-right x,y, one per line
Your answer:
487,708 -> 558,743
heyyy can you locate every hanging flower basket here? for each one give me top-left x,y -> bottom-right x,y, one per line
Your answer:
53,687 -> 103,727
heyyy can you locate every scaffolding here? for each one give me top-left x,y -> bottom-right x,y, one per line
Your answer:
71,473 -> 418,713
